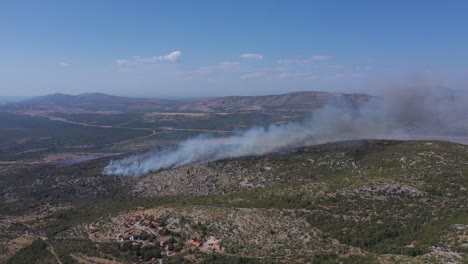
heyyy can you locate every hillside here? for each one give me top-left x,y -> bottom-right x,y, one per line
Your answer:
175,91 -> 370,112
1,140 -> 467,263
3,91 -> 371,113
13,93 -> 174,112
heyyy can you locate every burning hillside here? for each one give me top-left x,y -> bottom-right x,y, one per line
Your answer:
104,81 -> 468,177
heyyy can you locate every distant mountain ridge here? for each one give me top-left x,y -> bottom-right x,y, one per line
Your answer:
4,91 -> 371,113
185,91 -> 370,112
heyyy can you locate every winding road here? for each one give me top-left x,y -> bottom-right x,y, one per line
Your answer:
21,112 -> 468,148
22,113 -> 158,146
20,112 -> 240,146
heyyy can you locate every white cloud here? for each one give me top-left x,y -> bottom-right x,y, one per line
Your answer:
158,51 -> 182,62
116,51 -> 182,67
312,55 -> 332,60
134,52 -> 181,63
240,72 -> 266,79
59,62 -> 70,67
240,53 -> 264,60
279,73 -> 319,80
135,51 -> 182,63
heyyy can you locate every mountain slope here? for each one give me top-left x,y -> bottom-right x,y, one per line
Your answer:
176,91 -> 370,112
4,91 -> 371,113
16,93 -> 172,112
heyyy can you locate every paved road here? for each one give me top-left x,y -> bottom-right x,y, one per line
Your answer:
21,112 -> 468,147
19,113 -> 240,146
21,113 -> 158,146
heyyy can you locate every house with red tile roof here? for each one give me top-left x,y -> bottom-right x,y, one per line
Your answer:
188,239 -> 201,247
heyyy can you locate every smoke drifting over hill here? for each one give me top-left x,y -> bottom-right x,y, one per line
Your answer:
103,81 -> 468,177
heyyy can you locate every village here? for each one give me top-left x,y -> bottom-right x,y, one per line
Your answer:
88,214 -> 224,262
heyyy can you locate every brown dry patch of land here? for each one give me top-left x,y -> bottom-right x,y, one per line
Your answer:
0,235 -> 35,262
42,153 -> 111,163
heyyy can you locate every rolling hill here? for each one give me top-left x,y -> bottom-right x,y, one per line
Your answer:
3,91 -> 371,113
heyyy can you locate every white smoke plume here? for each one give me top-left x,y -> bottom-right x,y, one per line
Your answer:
103,80 -> 468,177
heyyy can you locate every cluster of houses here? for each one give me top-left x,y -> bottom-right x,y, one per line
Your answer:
188,236 -> 223,253
88,214 -> 224,258
115,215 -> 169,242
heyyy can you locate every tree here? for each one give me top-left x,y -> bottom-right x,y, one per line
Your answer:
121,241 -> 132,251
143,248 -> 161,261
167,243 -> 175,251
167,237 -> 177,244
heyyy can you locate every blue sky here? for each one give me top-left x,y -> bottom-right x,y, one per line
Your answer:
1,0 -> 467,97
